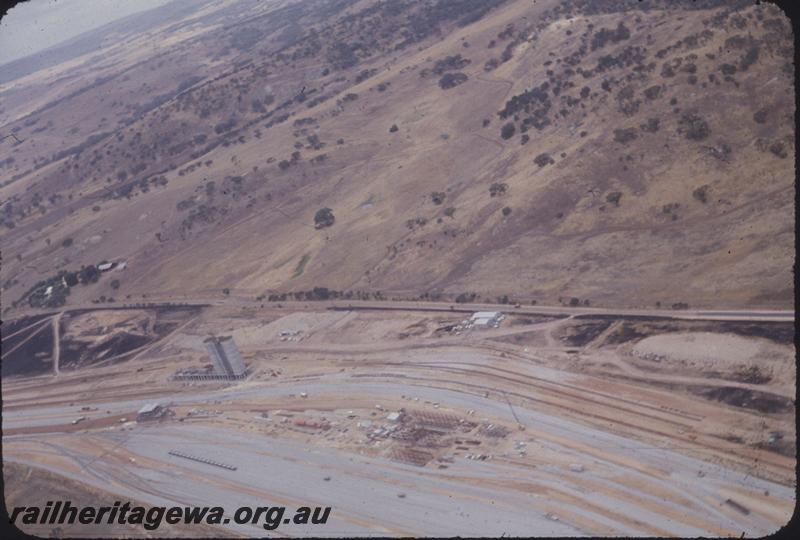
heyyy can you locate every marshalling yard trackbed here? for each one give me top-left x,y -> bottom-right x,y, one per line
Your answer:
2,303 -> 795,537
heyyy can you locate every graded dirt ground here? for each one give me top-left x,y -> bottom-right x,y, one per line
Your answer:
2,303 -> 795,536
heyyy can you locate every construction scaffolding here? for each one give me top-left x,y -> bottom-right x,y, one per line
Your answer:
171,336 -> 249,382
203,336 -> 248,378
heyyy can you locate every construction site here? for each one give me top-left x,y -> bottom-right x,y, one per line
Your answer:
2,300 -> 795,536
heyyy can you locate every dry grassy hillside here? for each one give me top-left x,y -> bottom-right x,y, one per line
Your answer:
0,0 -> 793,313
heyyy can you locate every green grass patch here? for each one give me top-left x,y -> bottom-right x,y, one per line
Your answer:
292,253 -> 310,278
360,193 -> 378,208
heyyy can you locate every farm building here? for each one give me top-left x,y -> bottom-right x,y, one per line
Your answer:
469,311 -> 504,328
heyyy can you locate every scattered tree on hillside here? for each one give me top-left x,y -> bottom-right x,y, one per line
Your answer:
643,85 -> 662,100
678,112 -> 710,141
430,192 -> 446,205
693,185 -> 709,204
640,118 -> 660,133
314,207 -> 335,229
769,141 -> 787,159
739,45 -> 759,71
534,153 -> 554,167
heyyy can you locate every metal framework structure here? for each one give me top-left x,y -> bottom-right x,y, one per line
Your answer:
203,336 -> 247,378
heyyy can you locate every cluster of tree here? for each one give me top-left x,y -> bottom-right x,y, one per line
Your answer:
214,117 -> 238,135
590,22 -> 631,51
565,297 -> 590,307
265,288 -> 388,302
326,41 -> 360,70
180,204 -> 226,239
355,69 -> 377,83
306,134 -> 325,150
498,85 -> 550,119
439,72 -> 468,89
662,202 -> 680,221
15,264 -> 104,308
500,123 -> 515,140
613,127 -> 638,144
643,85 -> 663,100
592,46 -> 647,76
489,182 -> 507,197
278,150 -> 303,170
615,85 -> 641,116
455,292 -> 478,303
405,217 -> 428,230
422,54 -> 471,77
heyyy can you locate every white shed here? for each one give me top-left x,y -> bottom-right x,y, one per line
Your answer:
469,311 -> 503,328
